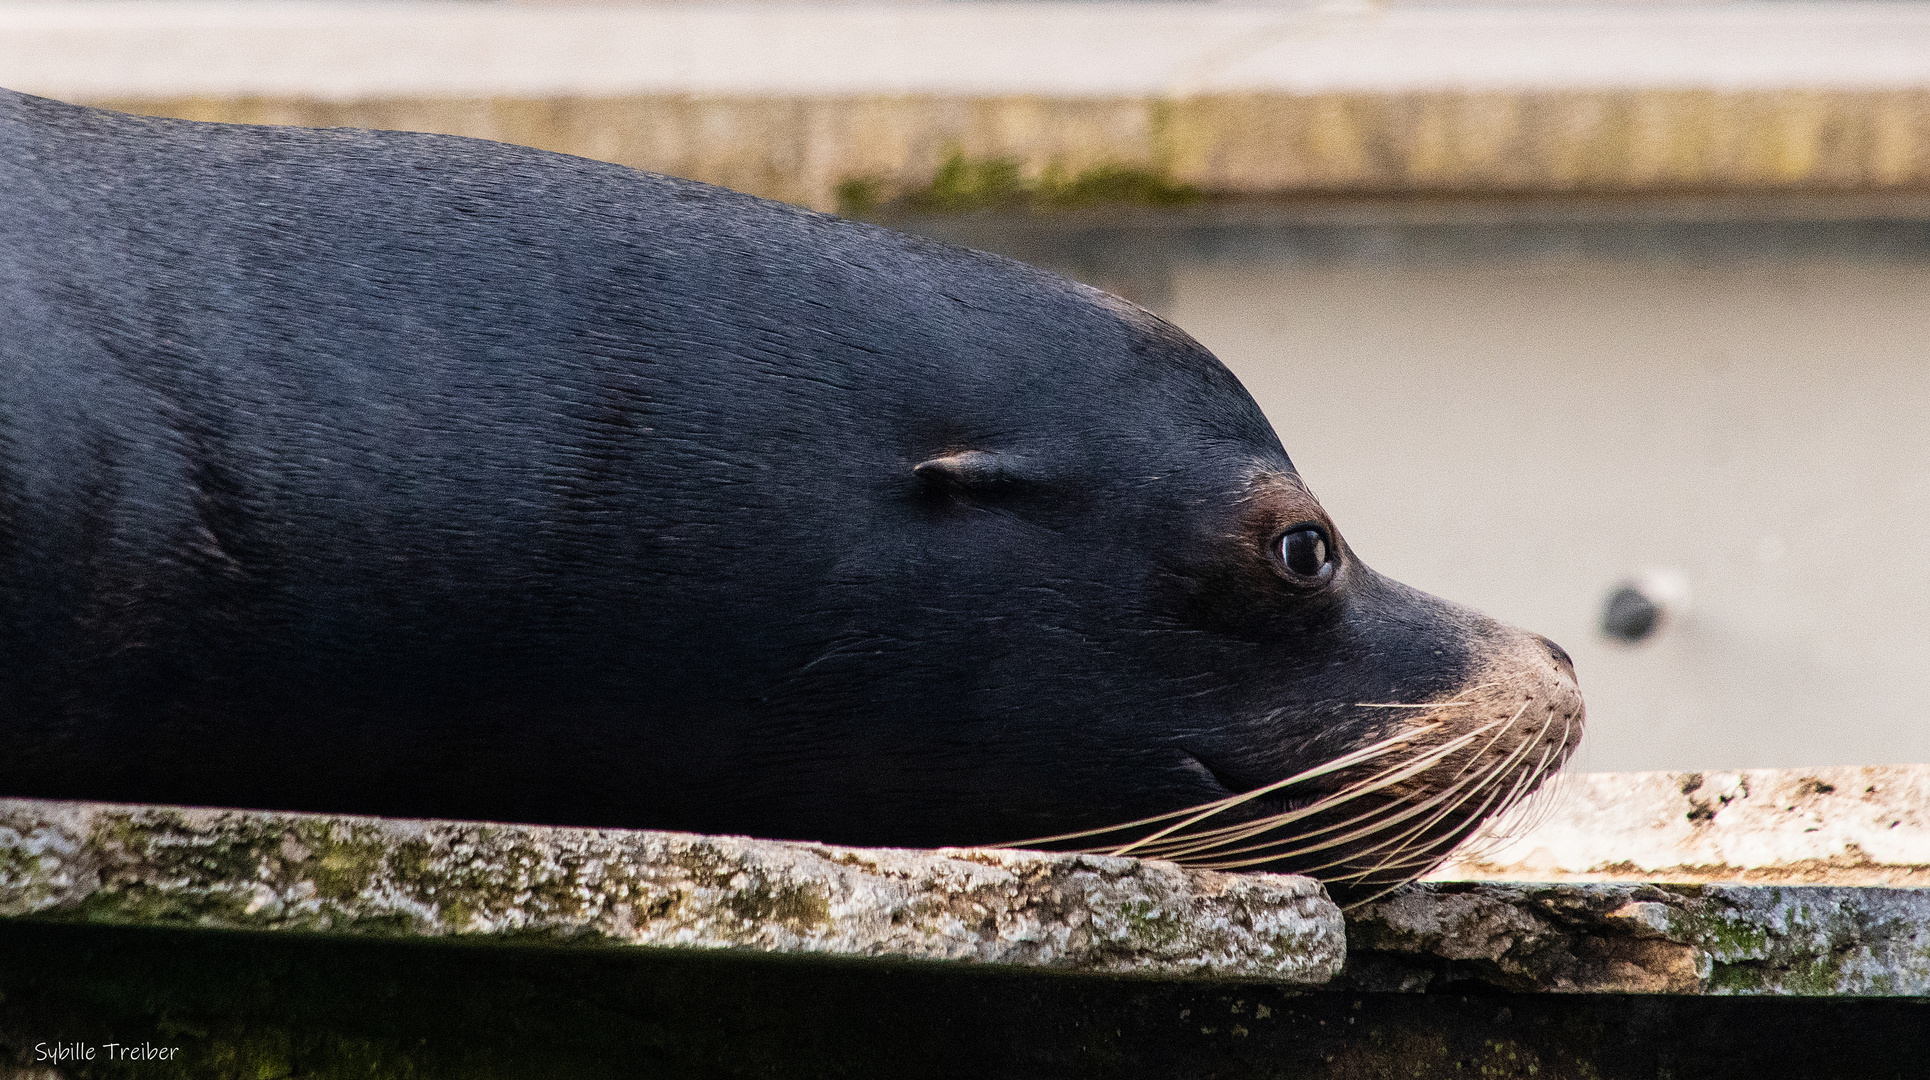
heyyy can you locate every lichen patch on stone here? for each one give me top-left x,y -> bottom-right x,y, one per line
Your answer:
1345,881 -> 1930,996
0,798 -> 1343,984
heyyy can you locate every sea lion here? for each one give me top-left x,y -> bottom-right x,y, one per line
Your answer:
0,89 -> 1581,893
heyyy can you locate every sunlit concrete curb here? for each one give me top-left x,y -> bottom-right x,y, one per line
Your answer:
0,798 -> 1345,983
5,1 -> 1930,208
1432,765 -> 1930,886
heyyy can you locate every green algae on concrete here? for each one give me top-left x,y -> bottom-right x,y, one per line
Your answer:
842,150 -> 1201,215
0,798 -> 1342,982
1346,881 -> 1930,996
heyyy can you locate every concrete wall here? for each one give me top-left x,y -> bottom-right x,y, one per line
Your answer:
8,1 -> 1930,210
83,89 -> 1930,211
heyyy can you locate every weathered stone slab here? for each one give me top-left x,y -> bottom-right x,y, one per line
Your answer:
1431,765 -> 1930,886
10,786 -> 1930,998
1390,767 -> 1930,996
0,798 -> 1343,983
1347,880 -> 1930,996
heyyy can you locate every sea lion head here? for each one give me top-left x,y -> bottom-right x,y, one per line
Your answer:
773,272 -> 1584,897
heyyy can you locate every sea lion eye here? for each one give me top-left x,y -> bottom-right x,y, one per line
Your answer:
1278,527 -> 1333,582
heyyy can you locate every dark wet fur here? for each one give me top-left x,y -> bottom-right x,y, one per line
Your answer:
0,89 -> 1556,865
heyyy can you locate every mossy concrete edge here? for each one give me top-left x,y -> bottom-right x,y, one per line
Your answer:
1347,880 -> 1930,996
0,797 -> 1344,984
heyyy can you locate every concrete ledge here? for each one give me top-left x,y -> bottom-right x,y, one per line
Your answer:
0,798 -> 1344,983
1345,765 -> 1930,997
1348,881 -> 1930,996
8,2 -> 1930,208
9,789 -> 1930,998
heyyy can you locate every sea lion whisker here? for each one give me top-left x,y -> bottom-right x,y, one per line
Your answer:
1350,684 -> 1499,709
1115,725 -> 1446,850
1322,784 -> 1560,901
994,722 -> 1439,851
1095,723 -> 1451,857
1212,700 -> 1577,892
1448,713 -> 1577,862
1457,749 -> 1575,862
1487,716 -> 1582,840
1359,836 -> 1489,871
1288,717 -> 1506,805
1351,682 -> 1497,709
1389,745 -> 1564,877
1143,723 -> 1516,863
1275,804 -> 1509,877
1341,703 -> 1558,880
1343,703 -> 1571,884
1178,798 -> 1466,868
1185,748 -> 1523,868
1304,852 -> 1475,900
1335,879 -> 1439,911
1266,699 -> 1527,866
1140,791 -> 1416,862
1170,705 -> 1506,855
1134,690 -> 1576,876
1236,839 -> 1462,877
1490,720 -> 1567,819
1324,761 -> 1525,881
1125,723 -> 1502,860
1196,835 -> 1473,874
1457,707 -> 1573,842
1354,700 -> 1550,866
1189,700 -> 1549,870
1433,697 -> 1535,785
1116,773 -> 1443,861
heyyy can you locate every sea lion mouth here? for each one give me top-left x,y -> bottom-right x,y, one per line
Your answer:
1007,635 -> 1584,903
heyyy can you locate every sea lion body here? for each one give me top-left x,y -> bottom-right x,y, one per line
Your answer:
0,90 -> 1580,887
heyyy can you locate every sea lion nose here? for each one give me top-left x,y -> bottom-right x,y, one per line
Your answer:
1537,635 -> 1577,681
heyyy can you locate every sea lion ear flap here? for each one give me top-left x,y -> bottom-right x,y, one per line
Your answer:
913,450 -> 1030,495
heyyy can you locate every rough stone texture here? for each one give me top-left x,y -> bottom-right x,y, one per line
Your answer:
0,798 -> 1343,983
7,794 -> 1930,1000
1432,765 -> 1930,886
7,2 -> 1930,208
1347,880 -> 1930,996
